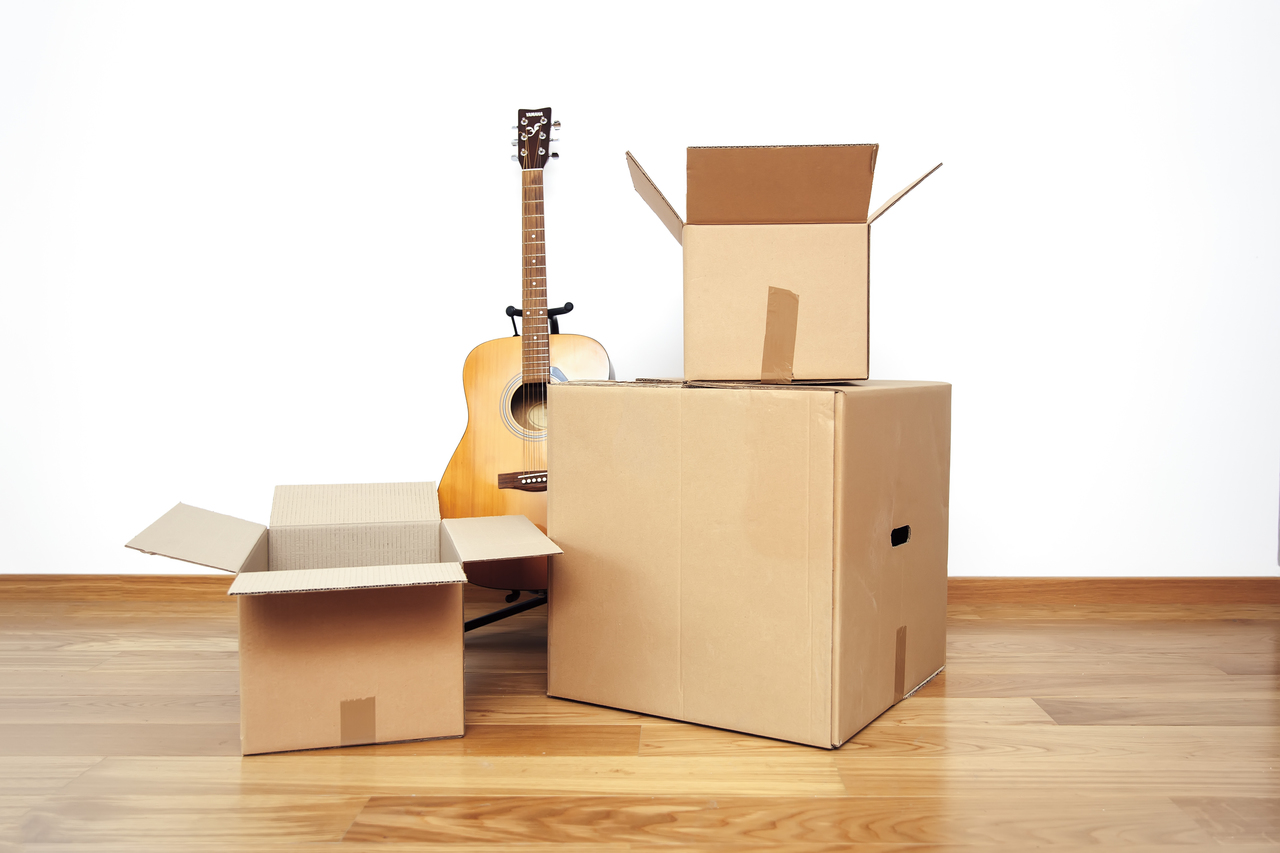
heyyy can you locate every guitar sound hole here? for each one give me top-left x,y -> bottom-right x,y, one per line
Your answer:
510,383 -> 549,432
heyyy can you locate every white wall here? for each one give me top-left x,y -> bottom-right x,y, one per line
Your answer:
1,1 -> 1276,576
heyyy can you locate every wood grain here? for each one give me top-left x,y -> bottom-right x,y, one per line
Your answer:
1171,796 -> 1280,844
1035,697 -> 1280,726
947,576 -> 1280,605
344,794 -> 1214,847
0,576 -> 1277,849
0,575 -> 231,601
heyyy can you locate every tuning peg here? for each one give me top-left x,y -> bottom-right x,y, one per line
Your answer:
512,126 -> 518,130
511,139 -> 518,146
552,120 -> 561,129
550,138 -> 559,142
511,155 -> 518,161
550,152 -> 560,159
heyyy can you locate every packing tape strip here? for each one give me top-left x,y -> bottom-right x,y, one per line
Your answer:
760,287 -> 799,385
893,625 -> 908,703
340,696 -> 376,747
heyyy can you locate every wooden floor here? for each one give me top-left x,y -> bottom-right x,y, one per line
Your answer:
0,576 -> 1276,851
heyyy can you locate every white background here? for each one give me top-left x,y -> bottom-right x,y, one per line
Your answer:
1,1 -> 1277,576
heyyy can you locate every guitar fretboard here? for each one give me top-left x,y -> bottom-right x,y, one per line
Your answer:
521,169 -> 549,384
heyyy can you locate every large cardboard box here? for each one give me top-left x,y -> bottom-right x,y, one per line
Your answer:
126,482 -> 561,755
546,381 -> 950,748
627,146 -> 940,382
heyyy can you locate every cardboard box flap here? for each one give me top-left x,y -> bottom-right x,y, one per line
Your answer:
125,503 -> 267,574
868,163 -> 942,224
440,515 -> 563,564
687,144 -> 879,224
626,151 -> 684,245
228,562 -> 467,596
270,482 -> 439,527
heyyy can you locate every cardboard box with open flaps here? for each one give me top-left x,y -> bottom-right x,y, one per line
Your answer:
627,145 -> 940,383
126,482 -> 561,755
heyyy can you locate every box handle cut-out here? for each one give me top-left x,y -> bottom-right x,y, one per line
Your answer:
891,525 -> 911,547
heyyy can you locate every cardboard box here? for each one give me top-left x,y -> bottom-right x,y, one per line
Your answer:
627,146 -> 941,382
125,482 -> 561,755
546,381 -> 950,748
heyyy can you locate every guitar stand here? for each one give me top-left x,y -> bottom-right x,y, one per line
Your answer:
507,302 -> 573,336
464,591 -> 548,633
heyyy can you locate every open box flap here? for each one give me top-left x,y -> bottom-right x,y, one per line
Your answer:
687,144 -> 879,224
869,163 -> 942,224
125,503 -> 267,574
440,515 -> 563,564
626,151 -> 684,245
228,562 -> 466,596
270,481 -> 439,527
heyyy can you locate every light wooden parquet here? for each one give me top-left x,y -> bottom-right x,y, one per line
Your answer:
0,576 -> 1276,851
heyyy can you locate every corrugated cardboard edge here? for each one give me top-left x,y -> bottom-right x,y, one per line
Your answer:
440,515 -> 563,563
270,482 -> 440,528
626,151 -> 683,244
125,503 -> 268,575
760,287 -> 800,385
228,562 -> 467,596
868,163 -> 942,224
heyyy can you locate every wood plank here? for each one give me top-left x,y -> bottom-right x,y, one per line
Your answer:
843,724 -> 1278,759
836,756 -> 1280,797
942,651 -> 1230,675
0,671 -> 239,697
1035,697 -> 1280,726
913,670 -> 1279,699
332,725 -> 640,757
62,755 -> 847,797
15,794 -> 368,845
948,576 -> 1280,605
1205,653 -> 1280,675
868,697 -> 1058,726
946,622 -> 1280,656
0,757 -> 103,793
1171,796 -> 1280,844
0,724 -> 240,757
343,793 -> 1213,846
89,651 -> 239,672
0,694 -> 239,725
0,652 -> 118,672
0,576 -> 231,602
949,602 -> 1280,621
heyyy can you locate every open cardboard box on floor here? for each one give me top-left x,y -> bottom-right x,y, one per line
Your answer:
546,380 -> 950,748
627,145 -> 940,383
125,482 -> 561,755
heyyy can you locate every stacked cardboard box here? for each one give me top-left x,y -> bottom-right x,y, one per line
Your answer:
545,146 -> 949,748
126,482 -> 561,754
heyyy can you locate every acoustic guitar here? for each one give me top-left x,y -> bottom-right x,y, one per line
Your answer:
439,107 -> 610,591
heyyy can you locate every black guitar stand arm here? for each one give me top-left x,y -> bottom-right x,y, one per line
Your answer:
463,591 -> 548,633
507,302 -> 574,336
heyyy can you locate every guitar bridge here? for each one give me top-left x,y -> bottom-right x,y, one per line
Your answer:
498,470 -> 548,492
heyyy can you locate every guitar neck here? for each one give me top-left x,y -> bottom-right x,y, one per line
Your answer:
522,169 -> 550,384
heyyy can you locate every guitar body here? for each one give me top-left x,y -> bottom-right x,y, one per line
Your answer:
439,332 -> 610,531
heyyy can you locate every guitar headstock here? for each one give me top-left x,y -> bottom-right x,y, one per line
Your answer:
514,107 -> 559,170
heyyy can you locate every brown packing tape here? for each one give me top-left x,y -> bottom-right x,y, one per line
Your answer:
760,287 -> 799,385
893,625 -> 907,703
340,696 -> 376,746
